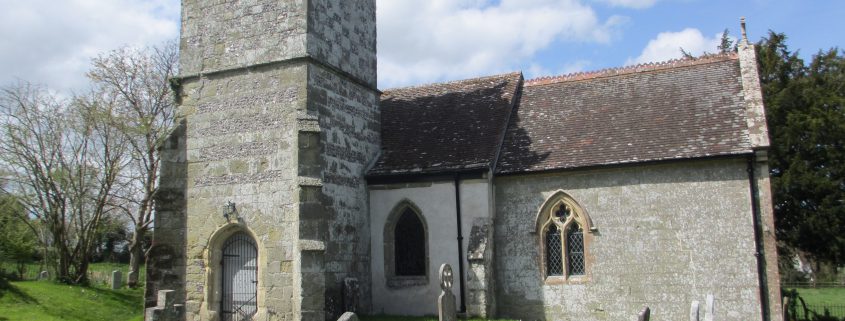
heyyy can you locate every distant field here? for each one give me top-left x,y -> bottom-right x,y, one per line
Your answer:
0,280 -> 144,321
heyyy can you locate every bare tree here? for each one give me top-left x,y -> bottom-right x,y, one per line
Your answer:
0,82 -> 129,284
87,42 -> 178,287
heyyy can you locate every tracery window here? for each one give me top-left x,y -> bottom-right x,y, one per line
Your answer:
538,192 -> 591,280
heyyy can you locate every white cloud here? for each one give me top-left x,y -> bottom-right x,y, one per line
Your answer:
627,28 -> 722,65
526,60 -> 592,80
0,0 -> 625,92
593,0 -> 660,9
0,0 -> 179,94
377,0 -> 623,88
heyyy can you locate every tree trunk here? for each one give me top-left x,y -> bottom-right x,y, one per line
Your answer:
127,226 -> 145,288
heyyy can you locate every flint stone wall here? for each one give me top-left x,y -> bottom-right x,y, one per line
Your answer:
180,64 -> 306,321
151,0 -> 378,320
302,64 -> 379,320
180,0 -> 376,87
494,158 -> 764,321
179,0 -> 307,76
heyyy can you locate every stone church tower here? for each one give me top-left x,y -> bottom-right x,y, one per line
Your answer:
146,1 -> 379,320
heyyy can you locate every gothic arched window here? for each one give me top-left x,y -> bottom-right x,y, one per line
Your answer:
395,208 -> 426,276
384,201 -> 429,287
537,192 -> 592,281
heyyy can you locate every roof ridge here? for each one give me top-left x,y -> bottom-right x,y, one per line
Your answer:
383,71 -> 522,94
524,53 -> 738,87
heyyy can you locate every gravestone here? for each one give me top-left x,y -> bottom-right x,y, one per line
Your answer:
112,270 -> 122,290
690,300 -> 700,321
782,296 -> 790,321
438,264 -> 457,321
145,289 -> 184,321
343,277 -> 360,313
638,306 -> 651,321
39,271 -> 49,280
338,312 -> 358,321
704,294 -> 715,321
128,270 -> 138,286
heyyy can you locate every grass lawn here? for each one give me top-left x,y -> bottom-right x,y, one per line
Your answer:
0,279 -> 144,321
790,287 -> 845,306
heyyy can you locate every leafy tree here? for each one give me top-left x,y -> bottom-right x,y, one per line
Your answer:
0,82 -> 129,284
87,42 -> 178,287
717,29 -> 736,54
757,31 -> 845,268
91,214 -> 130,263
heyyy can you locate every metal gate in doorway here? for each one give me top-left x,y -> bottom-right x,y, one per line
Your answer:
221,232 -> 258,321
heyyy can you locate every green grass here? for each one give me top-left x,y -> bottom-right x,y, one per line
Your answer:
0,280 -> 144,321
791,287 -> 845,306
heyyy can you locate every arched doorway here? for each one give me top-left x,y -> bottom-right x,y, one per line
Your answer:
221,232 -> 258,321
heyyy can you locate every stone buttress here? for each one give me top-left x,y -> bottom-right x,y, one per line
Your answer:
146,1 -> 379,321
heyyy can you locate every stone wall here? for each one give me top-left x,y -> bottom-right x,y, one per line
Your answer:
179,0 -> 307,76
150,1 -> 379,320
307,0 -> 377,87
146,121 -> 188,309
301,62 -> 380,320
179,64 -> 306,321
494,158 -> 766,321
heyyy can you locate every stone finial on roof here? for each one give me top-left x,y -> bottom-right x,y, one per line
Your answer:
741,17 -> 749,44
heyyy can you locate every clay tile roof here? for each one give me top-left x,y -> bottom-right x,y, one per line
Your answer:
368,72 -> 523,177
496,54 -> 753,174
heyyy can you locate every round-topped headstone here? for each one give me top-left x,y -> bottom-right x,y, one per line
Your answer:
439,263 -> 453,291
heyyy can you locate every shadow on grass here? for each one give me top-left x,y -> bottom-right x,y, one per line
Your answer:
0,276 -> 37,303
85,284 -> 141,306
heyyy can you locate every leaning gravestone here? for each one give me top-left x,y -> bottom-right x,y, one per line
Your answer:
438,264 -> 457,321
39,270 -> 49,280
112,270 -> 122,290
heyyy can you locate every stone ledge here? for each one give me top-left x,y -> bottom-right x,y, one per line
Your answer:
299,240 -> 326,252
298,177 -> 323,187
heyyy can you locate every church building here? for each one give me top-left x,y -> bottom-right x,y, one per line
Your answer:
145,1 -> 783,321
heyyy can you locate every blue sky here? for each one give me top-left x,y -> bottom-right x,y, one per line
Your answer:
0,0 -> 842,93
